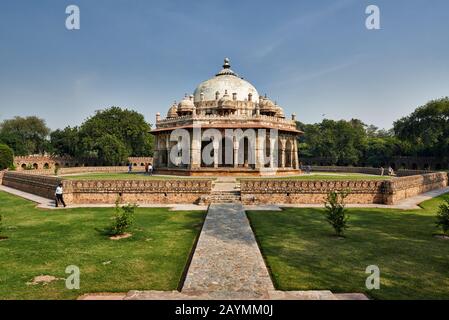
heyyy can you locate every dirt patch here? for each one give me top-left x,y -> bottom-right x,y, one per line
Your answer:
109,233 -> 132,240
27,275 -> 61,286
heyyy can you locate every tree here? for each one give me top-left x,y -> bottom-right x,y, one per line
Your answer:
0,116 -> 50,155
78,107 -> 153,159
297,119 -> 367,165
436,199 -> 449,236
95,134 -> 129,166
394,97 -> 449,157
323,190 -> 350,237
50,126 -> 81,157
0,144 -> 14,169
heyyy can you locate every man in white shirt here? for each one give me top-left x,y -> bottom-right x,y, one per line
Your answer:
55,183 -> 67,208
148,163 -> 153,176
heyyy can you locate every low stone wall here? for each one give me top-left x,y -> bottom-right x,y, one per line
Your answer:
13,166 -> 144,176
241,179 -> 387,205
241,172 -> 448,205
2,172 -> 62,199
385,172 -> 448,204
309,166 -> 432,177
63,179 -> 212,205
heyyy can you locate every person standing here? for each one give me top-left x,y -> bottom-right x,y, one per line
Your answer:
128,163 -> 133,173
55,183 -> 66,208
148,163 -> 153,176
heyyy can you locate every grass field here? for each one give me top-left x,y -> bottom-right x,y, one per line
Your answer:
0,191 -> 205,300
242,172 -> 391,181
61,172 -> 209,180
247,193 -> 449,300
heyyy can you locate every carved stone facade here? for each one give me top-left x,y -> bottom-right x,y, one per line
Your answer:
151,58 -> 302,176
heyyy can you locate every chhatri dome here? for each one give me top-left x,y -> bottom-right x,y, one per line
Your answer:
193,58 -> 259,103
151,57 -> 302,176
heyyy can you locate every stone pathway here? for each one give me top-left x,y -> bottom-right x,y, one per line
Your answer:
0,185 -> 207,211
182,203 -> 274,295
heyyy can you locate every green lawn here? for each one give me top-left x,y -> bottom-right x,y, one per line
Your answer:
61,172 -> 209,180
242,172 -> 390,181
0,191 -> 205,300
247,193 -> 449,300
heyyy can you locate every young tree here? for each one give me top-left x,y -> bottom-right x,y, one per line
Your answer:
323,190 -> 350,237
436,199 -> 449,236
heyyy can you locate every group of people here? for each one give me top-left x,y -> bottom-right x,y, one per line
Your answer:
380,166 -> 395,176
127,163 -> 153,175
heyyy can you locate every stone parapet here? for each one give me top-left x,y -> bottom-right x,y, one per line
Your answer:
2,172 -> 62,199
384,172 -> 448,204
63,179 -> 212,204
241,172 -> 448,205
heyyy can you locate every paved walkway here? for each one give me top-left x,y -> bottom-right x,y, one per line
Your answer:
182,203 -> 274,295
0,185 -> 207,211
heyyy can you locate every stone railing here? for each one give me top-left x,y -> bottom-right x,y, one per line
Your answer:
308,166 -> 433,177
385,172 -> 448,204
63,179 -> 212,204
2,172 -> 62,199
241,179 -> 387,204
241,172 -> 448,205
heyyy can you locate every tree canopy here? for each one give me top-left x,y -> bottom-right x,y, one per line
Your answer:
393,97 -> 449,157
50,107 -> 154,165
0,116 -> 50,156
0,143 -> 14,170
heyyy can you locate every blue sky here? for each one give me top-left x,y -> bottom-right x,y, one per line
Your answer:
0,0 -> 448,130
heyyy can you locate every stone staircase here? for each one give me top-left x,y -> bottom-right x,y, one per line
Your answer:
208,190 -> 241,203
199,177 -> 242,204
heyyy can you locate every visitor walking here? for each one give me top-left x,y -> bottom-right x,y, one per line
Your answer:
148,163 -> 153,175
55,183 -> 66,208
380,167 -> 385,176
388,166 -> 395,176
128,163 -> 133,173
144,163 -> 149,174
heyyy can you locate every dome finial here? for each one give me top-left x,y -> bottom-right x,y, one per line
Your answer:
223,58 -> 231,69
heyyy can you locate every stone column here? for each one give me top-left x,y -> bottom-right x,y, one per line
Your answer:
233,138 -> 239,168
293,139 -> 299,169
166,134 -> 172,168
190,128 -> 202,169
280,138 -> 286,168
153,135 -> 160,167
213,138 -> 219,169
254,131 -> 264,169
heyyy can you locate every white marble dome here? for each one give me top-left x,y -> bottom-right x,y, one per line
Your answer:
193,58 -> 259,103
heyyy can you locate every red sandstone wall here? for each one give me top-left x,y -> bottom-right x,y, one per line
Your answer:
384,172 -> 448,204
241,172 -> 448,205
2,172 -> 62,199
241,179 -> 388,205
63,179 -> 212,205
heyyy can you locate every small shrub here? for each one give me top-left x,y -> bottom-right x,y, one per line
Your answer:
0,144 -> 14,170
110,202 -> 136,236
323,190 -> 350,237
436,199 -> 449,236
